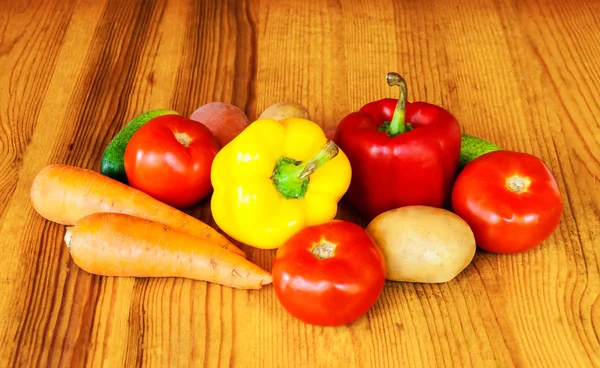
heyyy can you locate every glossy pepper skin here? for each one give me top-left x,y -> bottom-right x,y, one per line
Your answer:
333,73 -> 461,221
211,118 -> 351,250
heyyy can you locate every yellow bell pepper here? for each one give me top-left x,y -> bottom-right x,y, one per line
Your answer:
210,118 -> 351,249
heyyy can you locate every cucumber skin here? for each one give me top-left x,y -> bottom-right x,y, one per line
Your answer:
459,133 -> 501,170
100,109 -> 179,183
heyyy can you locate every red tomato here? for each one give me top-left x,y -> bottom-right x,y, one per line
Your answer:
451,150 -> 563,254
271,220 -> 386,326
124,115 -> 220,209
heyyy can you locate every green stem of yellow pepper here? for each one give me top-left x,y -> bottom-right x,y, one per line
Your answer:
272,140 -> 339,199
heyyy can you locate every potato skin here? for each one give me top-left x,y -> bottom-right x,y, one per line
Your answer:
258,102 -> 311,121
366,206 -> 476,283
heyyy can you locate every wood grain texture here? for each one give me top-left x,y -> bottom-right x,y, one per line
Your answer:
1,0 -> 598,366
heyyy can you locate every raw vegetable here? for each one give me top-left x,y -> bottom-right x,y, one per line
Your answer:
452,150 -> 563,254
323,126 -> 336,141
210,118 -> 352,249
257,101 -> 336,143
65,212 -> 271,289
272,220 -> 386,326
366,205 -> 476,283
258,102 -> 311,121
30,164 -> 245,257
333,72 -> 462,221
459,133 -> 501,170
124,114 -> 220,209
190,102 -> 250,147
100,109 -> 179,183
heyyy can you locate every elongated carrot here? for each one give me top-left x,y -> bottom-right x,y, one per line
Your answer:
31,164 -> 245,257
64,212 -> 271,289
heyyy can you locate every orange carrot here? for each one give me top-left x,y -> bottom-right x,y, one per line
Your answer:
64,212 -> 271,289
31,164 -> 245,257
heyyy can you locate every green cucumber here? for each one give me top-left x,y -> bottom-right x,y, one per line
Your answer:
100,109 -> 179,183
459,133 -> 501,170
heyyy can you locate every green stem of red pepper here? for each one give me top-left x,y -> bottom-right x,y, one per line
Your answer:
383,72 -> 412,136
271,140 -> 339,199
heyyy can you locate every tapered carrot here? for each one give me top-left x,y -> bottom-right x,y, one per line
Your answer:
31,164 -> 245,257
64,212 -> 271,289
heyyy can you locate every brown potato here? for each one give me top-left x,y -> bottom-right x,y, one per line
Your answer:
366,206 -> 476,283
258,102 -> 311,121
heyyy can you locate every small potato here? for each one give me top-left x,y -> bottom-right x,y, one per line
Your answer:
258,102 -> 311,121
190,102 -> 250,147
323,125 -> 337,140
366,206 -> 476,283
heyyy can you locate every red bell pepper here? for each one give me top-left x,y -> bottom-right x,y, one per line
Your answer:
333,72 -> 462,220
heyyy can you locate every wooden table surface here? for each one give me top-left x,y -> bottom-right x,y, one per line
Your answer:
1,0 -> 599,367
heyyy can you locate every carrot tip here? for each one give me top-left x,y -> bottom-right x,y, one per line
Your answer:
64,227 -> 73,252
261,276 -> 273,286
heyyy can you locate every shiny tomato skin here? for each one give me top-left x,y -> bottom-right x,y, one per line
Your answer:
124,114 -> 220,209
272,220 -> 386,326
451,150 -> 563,254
